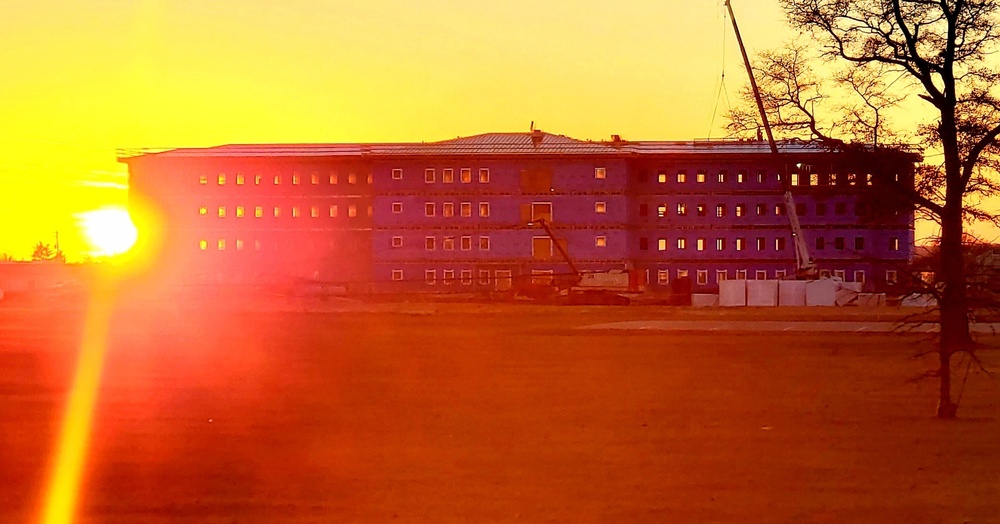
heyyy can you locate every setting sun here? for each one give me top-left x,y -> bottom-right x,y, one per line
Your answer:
78,208 -> 138,257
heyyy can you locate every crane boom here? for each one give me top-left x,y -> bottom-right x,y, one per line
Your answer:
725,0 -> 817,278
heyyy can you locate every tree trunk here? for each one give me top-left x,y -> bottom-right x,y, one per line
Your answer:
936,191 -> 970,419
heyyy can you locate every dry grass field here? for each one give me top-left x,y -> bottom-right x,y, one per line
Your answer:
1,298 -> 999,523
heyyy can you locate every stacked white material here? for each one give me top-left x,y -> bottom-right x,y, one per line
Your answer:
834,281 -> 862,306
746,280 -> 779,306
691,294 -> 720,307
805,279 -> 838,306
778,280 -> 807,306
719,280 -> 747,306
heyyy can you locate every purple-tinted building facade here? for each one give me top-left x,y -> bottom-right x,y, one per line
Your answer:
120,131 -> 919,294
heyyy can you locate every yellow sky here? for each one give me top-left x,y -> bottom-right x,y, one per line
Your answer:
0,1 -> 992,259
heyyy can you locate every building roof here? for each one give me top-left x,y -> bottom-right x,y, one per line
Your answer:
117,132 -> 920,161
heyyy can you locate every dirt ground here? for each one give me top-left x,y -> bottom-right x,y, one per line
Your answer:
2,298 -> 999,523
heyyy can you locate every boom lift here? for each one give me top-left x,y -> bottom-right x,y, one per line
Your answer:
725,0 -> 818,279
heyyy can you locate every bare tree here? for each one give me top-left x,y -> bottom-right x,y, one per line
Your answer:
32,242 -> 54,261
728,1 -> 1000,418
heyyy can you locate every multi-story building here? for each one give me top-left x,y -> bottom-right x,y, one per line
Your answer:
119,130 -> 919,294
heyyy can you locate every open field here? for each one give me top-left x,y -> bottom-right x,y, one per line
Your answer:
2,299 -> 999,522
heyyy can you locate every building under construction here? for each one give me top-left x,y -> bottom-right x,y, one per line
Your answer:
119,131 -> 919,294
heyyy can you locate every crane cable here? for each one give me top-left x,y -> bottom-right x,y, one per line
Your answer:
708,4 -> 733,138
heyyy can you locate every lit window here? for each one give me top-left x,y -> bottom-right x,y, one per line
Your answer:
755,270 -> 767,280
310,206 -> 319,218
595,236 -> 607,247
811,174 -> 820,186
658,173 -> 667,183
392,269 -> 404,281
329,173 -> 339,185
367,174 -> 373,184
425,203 -> 435,217
461,236 -> 472,250
658,204 -> 667,218
461,269 -> 473,285
425,237 -> 436,250
595,202 -> 607,214
697,270 -> 708,285
696,172 -> 706,183
254,175 -> 262,185
236,206 -> 245,218
199,206 -> 207,216
757,172 -> 765,183
391,168 -> 402,180
425,270 -> 436,284
776,238 -> 786,250
443,269 -> 455,284
479,202 -> 490,217
443,168 -> 454,183
348,205 -> 357,217
443,237 -> 455,250
676,172 -> 686,183
658,238 -> 667,251
890,237 -> 900,251
886,270 -> 898,284
217,239 -> 226,251
791,173 -> 800,186
479,236 -> 490,250
199,175 -> 207,185
218,206 -> 226,218
274,175 -> 281,185
199,239 -> 207,251
697,204 -> 706,216
236,239 -> 244,251
443,202 -> 455,217
716,238 -> 726,251
717,172 -> 725,183
735,204 -> 745,217
392,236 -> 403,248
775,203 -> 785,216
756,203 -> 766,216
479,168 -> 490,183
737,172 -> 745,183
461,202 -> 472,217
392,202 -> 403,214
348,173 -> 357,184
329,205 -> 338,218
273,207 -> 281,217
677,238 -> 687,250
658,270 -> 669,284
854,270 -> 866,284
716,204 -> 726,217
595,167 -> 606,179
218,174 -> 226,185
292,174 -> 300,185
677,203 -> 687,216
236,174 -> 245,185
255,206 -> 263,218
756,237 -> 765,250
697,238 -> 706,251
425,168 -> 436,183
736,269 -> 747,280
292,207 -> 301,218
735,238 -> 746,251
717,270 -> 727,282
311,173 -> 319,185
460,168 -> 472,183
677,269 -> 689,279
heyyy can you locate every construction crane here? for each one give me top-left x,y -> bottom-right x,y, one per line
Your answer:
724,0 -> 818,279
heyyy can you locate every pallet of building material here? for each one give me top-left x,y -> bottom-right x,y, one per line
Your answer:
805,279 -> 838,306
901,293 -> 938,307
856,293 -> 887,307
746,280 -> 779,306
778,280 -> 807,306
691,293 -> 720,307
718,280 -> 747,306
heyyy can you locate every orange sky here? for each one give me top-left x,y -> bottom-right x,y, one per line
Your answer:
0,1 -> 993,259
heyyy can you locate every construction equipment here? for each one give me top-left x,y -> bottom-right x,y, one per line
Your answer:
725,0 -> 818,279
518,218 -> 632,305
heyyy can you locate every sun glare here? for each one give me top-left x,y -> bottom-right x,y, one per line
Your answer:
79,208 -> 138,257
